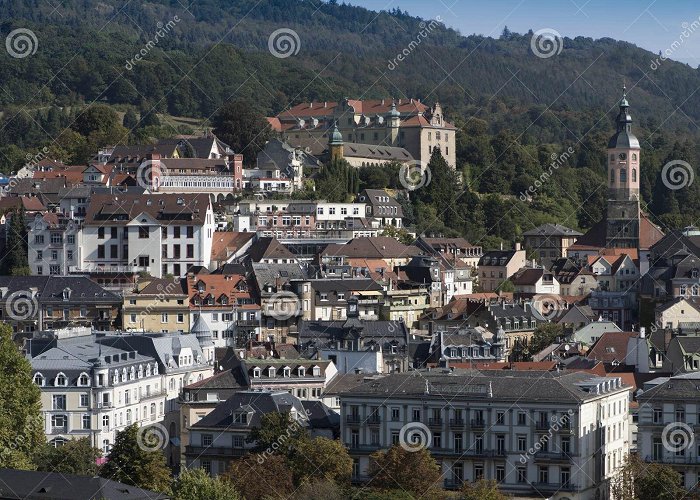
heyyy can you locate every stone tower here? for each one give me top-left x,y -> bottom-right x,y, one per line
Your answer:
606,86 -> 641,249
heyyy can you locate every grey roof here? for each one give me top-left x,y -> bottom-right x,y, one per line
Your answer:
190,314 -> 214,346
638,373 -> 700,401
251,262 -> 308,294
192,391 -> 307,429
478,250 -> 517,267
343,143 -> 413,161
297,319 -> 409,352
341,369 -> 630,403
0,276 -> 120,305
309,278 -> 383,293
0,468 -> 169,500
99,333 -> 207,374
323,373 -> 377,396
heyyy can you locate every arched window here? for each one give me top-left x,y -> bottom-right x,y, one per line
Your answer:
632,169 -> 637,182
33,373 -> 45,386
610,169 -> 615,183
55,372 -> 68,386
620,169 -> 627,183
78,373 -> 90,386
610,154 -> 615,162
632,153 -> 637,161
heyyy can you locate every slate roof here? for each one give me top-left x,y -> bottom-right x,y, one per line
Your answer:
569,213 -> 663,251
478,250 -> 517,267
0,468 -> 169,500
341,369 -> 630,403
297,319 -> 409,350
0,276 -> 120,304
322,373 -> 375,396
192,391 -> 307,429
343,143 -> 413,161
246,237 -> 296,262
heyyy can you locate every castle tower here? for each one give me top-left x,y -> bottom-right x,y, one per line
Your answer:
329,121 -> 344,161
605,86 -> 641,249
388,100 -> 401,145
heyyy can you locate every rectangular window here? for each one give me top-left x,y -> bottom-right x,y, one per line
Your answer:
174,245 -> 181,259
111,227 -> 118,238
52,395 -> 66,410
110,245 -> 118,258
174,226 -> 181,238
187,226 -> 194,238
67,234 -> 75,244
391,407 -> 400,421
202,434 -> 213,447
187,244 -> 194,258
139,227 -> 149,239
98,227 -> 105,239
97,245 -> 105,258
82,414 -> 91,429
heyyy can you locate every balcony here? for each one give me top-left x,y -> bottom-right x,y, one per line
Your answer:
534,451 -> 572,462
428,418 -> 443,427
70,265 -> 150,274
367,416 -> 381,425
184,445 -> 246,457
645,455 -> 700,465
535,421 -> 552,430
139,388 -> 168,401
93,401 -> 113,410
470,419 -> 486,429
346,415 -> 363,424
348,443 -> 382,452
51,426 -> 67,434
532,482 -> 577,492
449,418 -> 466,428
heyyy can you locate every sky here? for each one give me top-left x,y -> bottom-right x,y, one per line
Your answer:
346,0 -> 700,67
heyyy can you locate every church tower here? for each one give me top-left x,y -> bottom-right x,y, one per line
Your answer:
605,86 -> 641,249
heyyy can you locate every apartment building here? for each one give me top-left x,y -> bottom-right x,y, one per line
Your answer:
123,277 -> 190,333
28,212 -> 82,276
638,372 -> 700,490
28,328 -> 213,456
77,193 -> 215,286
340,370 -> 630,499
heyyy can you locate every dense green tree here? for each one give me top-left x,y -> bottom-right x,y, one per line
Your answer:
246,411 -> 309,453
289,437 -> 353,485
99,424 -> 172,494
461,479 -> 508,500
123,108 -> 139,129
2,209 -> 29,275
611,454 -> 686,500
0,323 -> 45,469
227,454 -> 294,499
369,446 -> 442,498
35,438 -> 101,475
72,104 -> 120,138
212,99 -> 271,165
528,323 -> 564,357
172,468 -> 240,500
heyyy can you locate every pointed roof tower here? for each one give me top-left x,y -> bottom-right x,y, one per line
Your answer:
608,85 -> 639,149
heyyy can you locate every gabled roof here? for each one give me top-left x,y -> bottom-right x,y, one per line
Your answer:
586,331 -> 638,363
211,231 -> 255,263
523,223 -> 582,237
246,237 -> 296,262
322,237 -> 420,260
84,193 -> 209,226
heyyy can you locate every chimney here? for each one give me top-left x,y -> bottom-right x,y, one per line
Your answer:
309,102 -> 313,108
515,242 -> 522,251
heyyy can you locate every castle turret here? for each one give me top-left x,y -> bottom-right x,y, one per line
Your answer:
329,121 -> 344,161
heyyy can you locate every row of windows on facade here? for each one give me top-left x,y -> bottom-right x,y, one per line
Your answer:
250,365 -> 321,378
347,407 -> 575,427
94,243 -> 195,259
33,364 -> 159,387
49,402 -> 163,437
96,225 -> 196,240
34,234 -> 76,245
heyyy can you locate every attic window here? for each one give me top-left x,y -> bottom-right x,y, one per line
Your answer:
605,347 -> 616,353
252,367 -> 261,378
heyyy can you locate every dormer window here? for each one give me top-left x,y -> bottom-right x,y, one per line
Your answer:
312,366 -> 320,377
220,296 -> 228,306
55,373 -> 68,387
62,288 -> 71,301
268,367 -> 276,377
78,373 -> 90,386
298,367 -> 305,377
693,268 -> 699,279
253,367 -> 261,378
33,373 -> 45,386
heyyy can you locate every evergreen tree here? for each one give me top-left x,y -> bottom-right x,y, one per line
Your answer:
211,99 -> 271,165
3,209 -> 29,275
0,323 -> 45,469
123,108 -> 139,129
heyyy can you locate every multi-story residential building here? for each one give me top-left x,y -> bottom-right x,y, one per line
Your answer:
357,189 -> 403,228
550,258 -> 598,297
268,98 -> 457,168
28,327 -> 213,456
297,297 -> 410,374
154,155 -> 244,200
414,236 -> 483,269
655,297 -> 700,330
184,391 -> 336,475
511,267 -> 561,298
340,370 -> 630,499
304,278 -> 384,321
588,290 -> 637,331
186,272 -> 261,347
0,276 -> 121,336
76,193 -> 215,286
590,253 -> 638,292
523,224 -> 582,267
478,245 -> 528,292
123,277 -> 190,333
28,213 -> 82,277
638,372 -> 700,489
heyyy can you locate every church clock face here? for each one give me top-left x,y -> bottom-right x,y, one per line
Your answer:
618,152 -> 627,161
